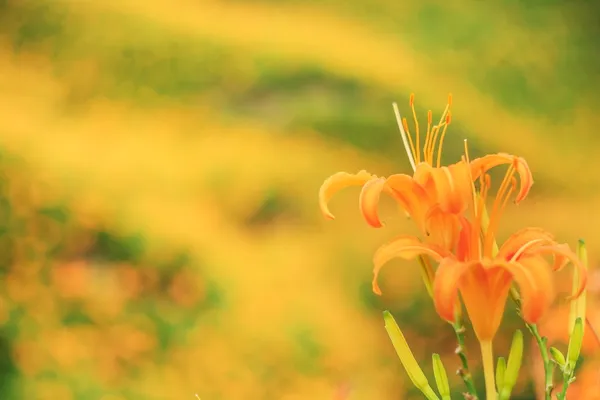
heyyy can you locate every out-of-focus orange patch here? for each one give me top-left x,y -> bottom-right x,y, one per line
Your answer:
94,346 -> 122,385
47,328 -> 92,370
107,323 -> 157,361
116,264 -> 143,299
5,272 -> 41,304
84,272 -> 129,323
51,260 -> 90,300
12,339 -> 47,377
169,270 -> 204,307
539,301 -> 600,355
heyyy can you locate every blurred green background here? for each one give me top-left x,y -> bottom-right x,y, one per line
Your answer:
0,0 -> 599,399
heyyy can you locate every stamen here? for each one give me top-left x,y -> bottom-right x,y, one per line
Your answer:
438,102 -> 450,127
484,167 -> 517,257
463,139 -> 482,258
464,139 -> 478,218
424,110 -> 433,164
472,173 -> 491,259
426,125 -> 440,164
401,117 -> 417,166
410,94 -> 421,164
392,103 -> 417,172
436,111 -> 452,168
428,95 -> 452,165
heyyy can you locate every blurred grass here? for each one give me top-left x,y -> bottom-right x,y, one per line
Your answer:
0,0 -> 599,398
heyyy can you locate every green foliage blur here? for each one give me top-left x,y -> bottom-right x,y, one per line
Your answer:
0,0 -> 599,398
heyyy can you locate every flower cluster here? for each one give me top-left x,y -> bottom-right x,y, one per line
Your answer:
319,94 -> 589,399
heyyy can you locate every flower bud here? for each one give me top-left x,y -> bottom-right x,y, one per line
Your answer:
432,354 -> 451,400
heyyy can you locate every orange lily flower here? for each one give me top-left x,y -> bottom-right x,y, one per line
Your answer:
318,94 -> 533,251
372,160 -> 587,341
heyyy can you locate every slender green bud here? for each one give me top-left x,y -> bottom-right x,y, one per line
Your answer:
499,330 -> 523,400
495,357 -> 506,393
496,357 -> 506,393
432,354 -> 451,400
569,239 -> 587,336
383,311 -> 440,400
549,347 -> 566,369
566,317 -> 584,372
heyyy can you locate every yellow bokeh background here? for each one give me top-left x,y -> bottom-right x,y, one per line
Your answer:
1,0 -> 599,398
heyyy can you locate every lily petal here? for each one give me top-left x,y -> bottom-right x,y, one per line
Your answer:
458,262 -> 513,341
359,177 -> 389,228
534,245 -> 587,300
503,256 -> 554,324
425,205 -> 461,251
470,154 -> 533,203
432,258 -> 474,323
413,161 -> 472,214
372,235 -> 450,295
385,174 -> 432,232
497,227 -> 557,261
319,170 -> 373,220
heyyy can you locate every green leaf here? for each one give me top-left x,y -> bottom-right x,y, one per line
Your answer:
383,311 -> 440,400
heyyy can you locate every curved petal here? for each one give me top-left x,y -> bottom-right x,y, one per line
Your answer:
497,227 -> 557,261
359,174 -> 429,229
533,244 -> 587,300
470,153 -> 533,203
413,161 -> 472,214
359,177 -> 387,228
413,162 -> 436,194
319,170 -> 373,219
372,235 -> 451,295
549,243 -> 572,271
432,259 -> 474,323
503,256 -> 554,324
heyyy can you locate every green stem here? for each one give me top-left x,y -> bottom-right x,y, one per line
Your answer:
556,373 -> 570,400
451,321 -> 479,398
527,324 -> 554,399
511,290 -> 554,399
